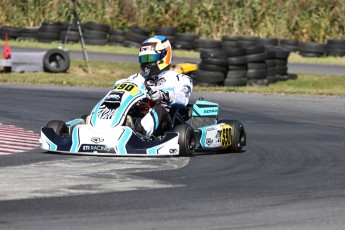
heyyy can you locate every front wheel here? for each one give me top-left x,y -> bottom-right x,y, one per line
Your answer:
218,120 -> 246,153
173,124 -> 195,157
45,120 -> 69,137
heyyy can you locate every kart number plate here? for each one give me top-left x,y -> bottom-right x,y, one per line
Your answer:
220,124 -> 231,148
114,83 -> 139,95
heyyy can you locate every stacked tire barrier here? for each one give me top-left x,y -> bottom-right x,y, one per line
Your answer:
194,39 -> 221,52
0,21 -> 344,58
223,47 -> 247,87
17,27 -> 39,41
195,50 -> 227,86
108,29 -> 126,46
0,26 -> 22,40
154,26 -> 177,47
245,45 -> 267,86
124,25 -> 149,47
326,39 -> 345,57
175,33 -> 199,50
83,21 -> 109,46
280,39 -> 299,52
265,46 -> 290,83
194,37 -> 294,87
298,42 -> 326,57
37,22 -> 61,43
59,22 -> 80,43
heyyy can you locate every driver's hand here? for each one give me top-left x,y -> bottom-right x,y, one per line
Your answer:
150,90 -> 169,102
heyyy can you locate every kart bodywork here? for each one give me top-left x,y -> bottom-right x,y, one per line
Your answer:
40,80 -> 246,156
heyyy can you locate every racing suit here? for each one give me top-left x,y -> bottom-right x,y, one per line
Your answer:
120,69 -> 193,137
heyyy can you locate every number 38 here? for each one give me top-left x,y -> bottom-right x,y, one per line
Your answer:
220,125 -> 231,147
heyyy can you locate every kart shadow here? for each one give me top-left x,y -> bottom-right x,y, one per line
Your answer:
194,149 -> 246,157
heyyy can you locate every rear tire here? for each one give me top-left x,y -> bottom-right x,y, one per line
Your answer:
218,120 -> 246,152
173,124 -> 195,157
45,120 -> 68,136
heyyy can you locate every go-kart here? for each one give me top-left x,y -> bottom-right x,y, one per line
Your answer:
40,80 -> 246,156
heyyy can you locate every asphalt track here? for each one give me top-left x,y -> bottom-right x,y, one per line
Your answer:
0,82 -> 345,229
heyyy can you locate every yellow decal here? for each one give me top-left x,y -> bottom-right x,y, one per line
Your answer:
220,124 -> 231,148
113,83 -> 139,95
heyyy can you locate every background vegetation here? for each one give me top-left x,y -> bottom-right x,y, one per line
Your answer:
1,0 -> 344,42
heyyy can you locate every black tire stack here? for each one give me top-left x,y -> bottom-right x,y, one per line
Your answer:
265,46 -> 291,82
221,35 -> 239,48
279,39 -> 299,52
223,47 -> 247,86
37,22 -> 62,43
17,27 -> 39,41
265,47 -> 278,84
237,36 -> 258,47
194,39 -> 221,52
154,26 -> 177,47
0,26 -> 22,40
83,21 -> 109,46
274,48 -> 290,81
245,45 -> 268,86
59,22 -> 80,43
108,29 -> 126,46
326,39 -> 345,57
257,37 -> 278,46
298,41 -> 326,57
175,33 -> 198,50
124,25 -> 150,47
195,50 -> 227,86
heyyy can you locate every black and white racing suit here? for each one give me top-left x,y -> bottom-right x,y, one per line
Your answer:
119,69 -> 193,137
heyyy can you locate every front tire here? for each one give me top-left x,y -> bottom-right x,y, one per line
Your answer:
45,120 -> 68,137
218,120 -> 246,153
173,124 -> 195,157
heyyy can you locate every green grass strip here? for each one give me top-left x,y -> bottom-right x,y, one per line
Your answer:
1,60 -> 345,96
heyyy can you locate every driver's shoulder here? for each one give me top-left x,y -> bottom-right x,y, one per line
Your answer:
160,69 -> 188,81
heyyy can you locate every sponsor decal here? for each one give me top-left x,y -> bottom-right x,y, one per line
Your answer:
105,92 -> 122,101
144,67 -> 150,76
216,130 -> 221,143
79,144 -> 112,153
206,127 -> 217,131
91,137 -> 104,144
140,44 -> 155,52
206,138 -> 213,146
156,78 -> 166,86
204,109 -> 218,113
169,148 -> 178,154
181,85 -> 191,98
98,105 -> 116,119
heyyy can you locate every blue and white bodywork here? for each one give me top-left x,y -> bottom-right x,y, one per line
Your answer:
40,81 -> 180,156
40,81 -> 246,157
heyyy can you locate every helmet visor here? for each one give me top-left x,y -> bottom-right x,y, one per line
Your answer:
139,53 -> 162,64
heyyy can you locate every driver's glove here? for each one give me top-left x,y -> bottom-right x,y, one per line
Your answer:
150,90 -> 169,102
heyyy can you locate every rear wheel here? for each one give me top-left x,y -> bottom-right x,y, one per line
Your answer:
45,120 -> 68,137
218,120 -> 246,152
173,124 -> 195,157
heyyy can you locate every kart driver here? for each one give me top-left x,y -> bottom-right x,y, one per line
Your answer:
117,35 -> 193,138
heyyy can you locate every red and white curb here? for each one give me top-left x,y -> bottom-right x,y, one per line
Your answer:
0,123 -> 40,155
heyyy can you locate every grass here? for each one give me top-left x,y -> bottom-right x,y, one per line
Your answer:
197,75 -> 345,96
1,60 -> 345,96
0,60 -> 141,87
6,40 -> 345,65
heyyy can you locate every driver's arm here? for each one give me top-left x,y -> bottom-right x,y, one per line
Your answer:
167,74 -> 193,107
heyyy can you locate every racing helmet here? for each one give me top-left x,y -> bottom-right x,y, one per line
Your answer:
139,35 -> 172,77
